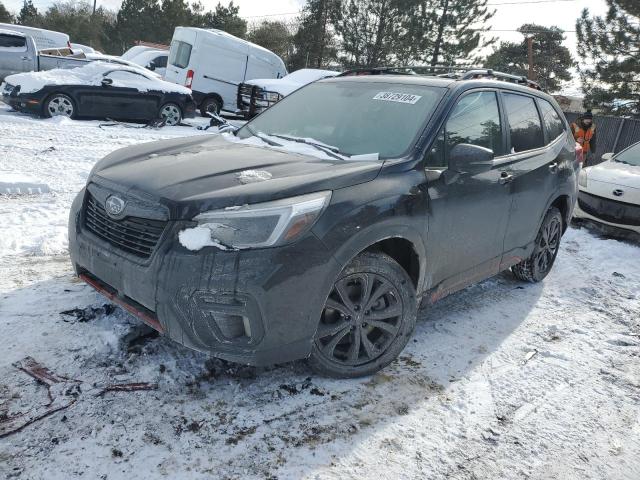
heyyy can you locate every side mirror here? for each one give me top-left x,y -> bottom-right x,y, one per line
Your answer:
147,61 -> 156,71
601,152 -> 614,162
449,143 -> 494,175
101,77 -> 113,87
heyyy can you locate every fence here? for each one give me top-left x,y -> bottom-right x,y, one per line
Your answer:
564,112 -> 640,165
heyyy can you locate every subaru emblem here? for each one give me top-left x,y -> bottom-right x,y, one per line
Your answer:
105,195 -> 126,217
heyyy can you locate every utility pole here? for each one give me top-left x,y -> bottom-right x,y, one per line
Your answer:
92,0 -> 97,16
527,36 -> 534,80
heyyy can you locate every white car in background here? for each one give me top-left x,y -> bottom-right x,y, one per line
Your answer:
128,49 -> 168,77
574,141 -> 640,236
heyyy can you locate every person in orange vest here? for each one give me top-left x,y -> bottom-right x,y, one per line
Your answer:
571,110 -> 597,165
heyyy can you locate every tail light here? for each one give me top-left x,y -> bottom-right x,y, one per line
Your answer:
185,69 -> 195,89
575,142 -> 584,165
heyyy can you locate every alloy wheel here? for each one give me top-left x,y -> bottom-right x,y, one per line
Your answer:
47,95 -> 74,117
535,216 -> 561,273
160,104 -> 181,126
315,273 -> 404,366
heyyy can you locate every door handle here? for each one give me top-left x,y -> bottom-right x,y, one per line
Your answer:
21,56 -> 32,61
499,171 -> 514,185
549,162 -> 559,173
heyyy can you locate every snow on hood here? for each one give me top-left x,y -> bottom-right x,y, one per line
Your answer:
245,69 -> 339,96
585,160 -> 640,189
5,61 -> 191,95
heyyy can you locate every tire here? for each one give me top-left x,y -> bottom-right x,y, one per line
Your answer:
44,93 -> 75,118
308,252 -> 417,378
159,103 -> 182,126
512,207 -> 563,283
200,97 -> 222,117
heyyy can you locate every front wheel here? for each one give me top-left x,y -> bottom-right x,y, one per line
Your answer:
160,103 -> 182,126
308,252 -> 417,378
512,207 -> 563,282
44,93 -> 75,118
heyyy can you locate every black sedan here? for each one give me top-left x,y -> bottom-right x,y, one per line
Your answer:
1,62 -> 196,125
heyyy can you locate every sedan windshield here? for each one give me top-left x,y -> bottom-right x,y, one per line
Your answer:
614,142 -> 640,166
237,81 -> 446,159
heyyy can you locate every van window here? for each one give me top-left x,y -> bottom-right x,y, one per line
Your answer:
169,41 -> 192,69
426,91 -> 502,168
538,99 -> 565,143
0,34 -> 27,50
503,93 -> 544,153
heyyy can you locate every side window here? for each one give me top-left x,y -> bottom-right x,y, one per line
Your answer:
426,91 -> 502,168
105,70 -> 152,88
538,99 -> 565,143
502,93 -> 544,153
154,55 -> 167,68
0,34 -> 27,51
169,40 -> 192,69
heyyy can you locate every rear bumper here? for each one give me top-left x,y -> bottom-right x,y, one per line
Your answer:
68,187 -> 341,366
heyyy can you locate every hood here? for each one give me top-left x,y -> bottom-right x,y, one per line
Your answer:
585,160 -> 640,188
91,134 -> 383,218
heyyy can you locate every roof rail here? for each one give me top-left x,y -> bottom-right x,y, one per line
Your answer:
337,65 -> 544,91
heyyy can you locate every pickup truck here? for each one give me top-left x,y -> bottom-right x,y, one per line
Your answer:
0,29 -> 91,83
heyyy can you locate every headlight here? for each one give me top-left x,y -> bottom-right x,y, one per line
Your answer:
180,191 -> 331,251
578,169 -> 588,188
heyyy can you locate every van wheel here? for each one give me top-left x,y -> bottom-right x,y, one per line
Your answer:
512,207 -> 563,283
200,97 -> 221,117
308,252 -> 417,378
160,103 -> 182,126
44,93 -> 75,118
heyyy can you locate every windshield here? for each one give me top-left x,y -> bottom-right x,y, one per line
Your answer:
614,142 -> 640,166
237,81 -> 446,159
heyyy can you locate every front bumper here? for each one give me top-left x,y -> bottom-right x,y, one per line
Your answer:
573,190 -> 640,234
68,186 -> 340,366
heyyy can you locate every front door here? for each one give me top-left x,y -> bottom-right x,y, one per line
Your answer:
424,90 -> 513,297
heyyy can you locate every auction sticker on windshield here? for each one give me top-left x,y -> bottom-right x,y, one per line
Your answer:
373,92 -> 422,104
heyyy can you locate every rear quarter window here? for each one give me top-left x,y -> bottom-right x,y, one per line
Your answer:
169,41 -> 192,69
538,98 -> 566,142
0,34 -> 27,50
503,92 -> 545,153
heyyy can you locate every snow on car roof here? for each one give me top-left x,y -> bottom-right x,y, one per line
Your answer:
4,61 -> 191,95
0,28 -> 26,37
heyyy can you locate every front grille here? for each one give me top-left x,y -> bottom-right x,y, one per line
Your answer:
83,193 -> 166,258
578,191 -> 640,226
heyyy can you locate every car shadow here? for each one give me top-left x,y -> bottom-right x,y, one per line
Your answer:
0,260 -> 544,477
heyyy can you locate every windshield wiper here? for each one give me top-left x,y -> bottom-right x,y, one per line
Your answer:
269,134 -> 346,161
245,125 -> 283,147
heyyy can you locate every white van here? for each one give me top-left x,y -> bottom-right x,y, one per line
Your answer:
0,23 -> 69,50
164,27 -> 287,116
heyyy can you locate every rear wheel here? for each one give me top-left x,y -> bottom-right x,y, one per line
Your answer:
200,97 -> 221,117
308,252 -> 417,378
44,94 -> 75,118
160,103 -> 182,126
512,207 -> 563,282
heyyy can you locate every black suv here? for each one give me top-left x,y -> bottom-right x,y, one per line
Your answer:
68,70 -> 579,378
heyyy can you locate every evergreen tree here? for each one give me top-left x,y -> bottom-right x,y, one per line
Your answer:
290,0 -> 339,69
333,0 -> 411,67
484,24 -> 574,92
576,0 -> 640,116
115,0 -> 161,50
247,20 -> 295,67
0,1 -> 14,23
402,0 -> 495,68
18,0 -> 40,26
195,1 -> 247,38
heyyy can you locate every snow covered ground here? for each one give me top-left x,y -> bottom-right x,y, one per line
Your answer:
1,104 -> 639,480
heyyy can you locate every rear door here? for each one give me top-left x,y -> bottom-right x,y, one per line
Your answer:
424,89 -> 513,294
164,29 -> 196,86
499,92 -> 565,264
76,70 -> 160,120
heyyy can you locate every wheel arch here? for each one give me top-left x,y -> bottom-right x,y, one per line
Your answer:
550,194 -> 572,232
